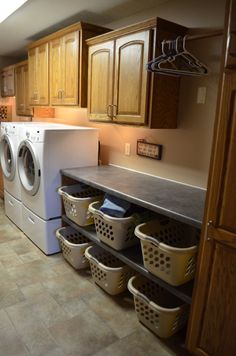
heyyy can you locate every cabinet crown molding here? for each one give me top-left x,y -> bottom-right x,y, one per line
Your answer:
28,21 -> 110,49
86,17 -> 186,45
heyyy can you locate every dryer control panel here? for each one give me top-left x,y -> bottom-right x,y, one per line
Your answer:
22,128 -> 44,143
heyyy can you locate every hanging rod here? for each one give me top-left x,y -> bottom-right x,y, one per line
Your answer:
187,30 -> 223,41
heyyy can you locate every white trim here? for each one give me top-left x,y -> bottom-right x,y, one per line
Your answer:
109,164 -> 206,191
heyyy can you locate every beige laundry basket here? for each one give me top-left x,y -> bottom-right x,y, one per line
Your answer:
135,219 -> 199,286
128,275 -> 189,338
85,245 -> 133,295
88,201 -> 140,250
58,184 -> 103,226
56,226 -> 93,269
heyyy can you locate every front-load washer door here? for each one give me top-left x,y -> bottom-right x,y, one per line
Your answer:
18,140 -> 40,196
0,134 -> 16,181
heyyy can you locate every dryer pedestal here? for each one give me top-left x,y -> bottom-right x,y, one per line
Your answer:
22,204 -> 61,255
4,190 -> 23,230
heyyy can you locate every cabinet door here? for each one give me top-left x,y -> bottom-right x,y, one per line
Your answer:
37,43 -> 49,105
62,31 -> 79,105
113,31 -> 151,124
88,41 -> 114,121
23,64 -> 32,116
15,66 -> 24,115
28,48 -> 38,105
50,37 -> 64,105
6,68 -> 15,96
1,71 -> 7,97
186,2 -> 236,355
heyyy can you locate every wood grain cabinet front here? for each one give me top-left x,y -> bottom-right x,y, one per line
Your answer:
87,18 -> 186,128
28,43 -> 49,106
0,66 -> 15,97
50,31 -> 79,106
28,22 -> 110,108
15,61 -> 33,116
186,1 -> 236,355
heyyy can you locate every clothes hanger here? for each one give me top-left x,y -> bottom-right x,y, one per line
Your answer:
146,36 -> 209,76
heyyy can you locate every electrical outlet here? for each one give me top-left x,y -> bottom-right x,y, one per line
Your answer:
125,143 -> 131,156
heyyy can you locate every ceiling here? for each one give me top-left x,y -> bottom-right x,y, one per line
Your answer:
0,0 -> 225,59
0,0 -> 167,58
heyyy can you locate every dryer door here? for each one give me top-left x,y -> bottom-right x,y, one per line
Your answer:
18,140 -> 41,196
0,134 -> 16,181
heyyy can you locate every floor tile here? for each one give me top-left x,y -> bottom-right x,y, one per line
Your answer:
49,300 -> 118,355
0,324 -> 30,356
94,326 -> 189,356
84,289 -> 138,338
6,301 -> 59,356
0,309 -> 13,329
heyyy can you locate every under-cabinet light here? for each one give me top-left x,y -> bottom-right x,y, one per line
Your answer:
0,0 -> 28,23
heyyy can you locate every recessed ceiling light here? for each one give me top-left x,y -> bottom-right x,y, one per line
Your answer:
0,0 -> 29,23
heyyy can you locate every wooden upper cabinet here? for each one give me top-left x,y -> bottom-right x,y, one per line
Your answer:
28,43 -> 49,106
28,22 -> 110,107
113,31 -> 150,124
87,18 -> 186,127
1,65 -> 15,97
186,1 -> 236,355
15,61 -> 32,116
50,31 -> 79,105
88,41 -> 114,120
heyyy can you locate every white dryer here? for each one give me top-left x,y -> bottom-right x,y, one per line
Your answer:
17,125 -> 98,255
17,125 -> 98,220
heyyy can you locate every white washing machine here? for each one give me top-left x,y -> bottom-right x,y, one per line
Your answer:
17,124 -> 98,254
0,123 -> 23,229
0,122 -> 68,230
0,123 -> 21,200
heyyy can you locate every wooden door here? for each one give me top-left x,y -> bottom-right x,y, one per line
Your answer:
62,31 -> 79,105
113,31 -> 151,124
37,43 -> 49,105
28,48 -> 38,105
88,41 -> 114,121
186,1 -> 236,355
15,66 -> 24,115
50,37 -> 64,105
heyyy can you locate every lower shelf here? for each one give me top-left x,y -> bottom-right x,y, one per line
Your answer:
62,215 -> 194,304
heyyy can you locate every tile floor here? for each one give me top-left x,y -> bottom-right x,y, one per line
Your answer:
0,200 -> 190,356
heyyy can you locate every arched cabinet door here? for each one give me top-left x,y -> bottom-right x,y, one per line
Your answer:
113,31 -> 151,124
88,41 -> 114,122
186,1 -> 236,355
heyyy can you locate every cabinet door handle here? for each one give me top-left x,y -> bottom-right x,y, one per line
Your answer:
113,104 -> 117,118
107,104 -> 113,119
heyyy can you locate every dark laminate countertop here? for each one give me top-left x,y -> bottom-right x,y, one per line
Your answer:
61,165 -> 206,228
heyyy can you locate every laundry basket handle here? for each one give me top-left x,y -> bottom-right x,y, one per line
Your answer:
55,228 -> 65,243
57,186 -> 68,198
128,277 -> 150,304
135,225 -> 160,247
